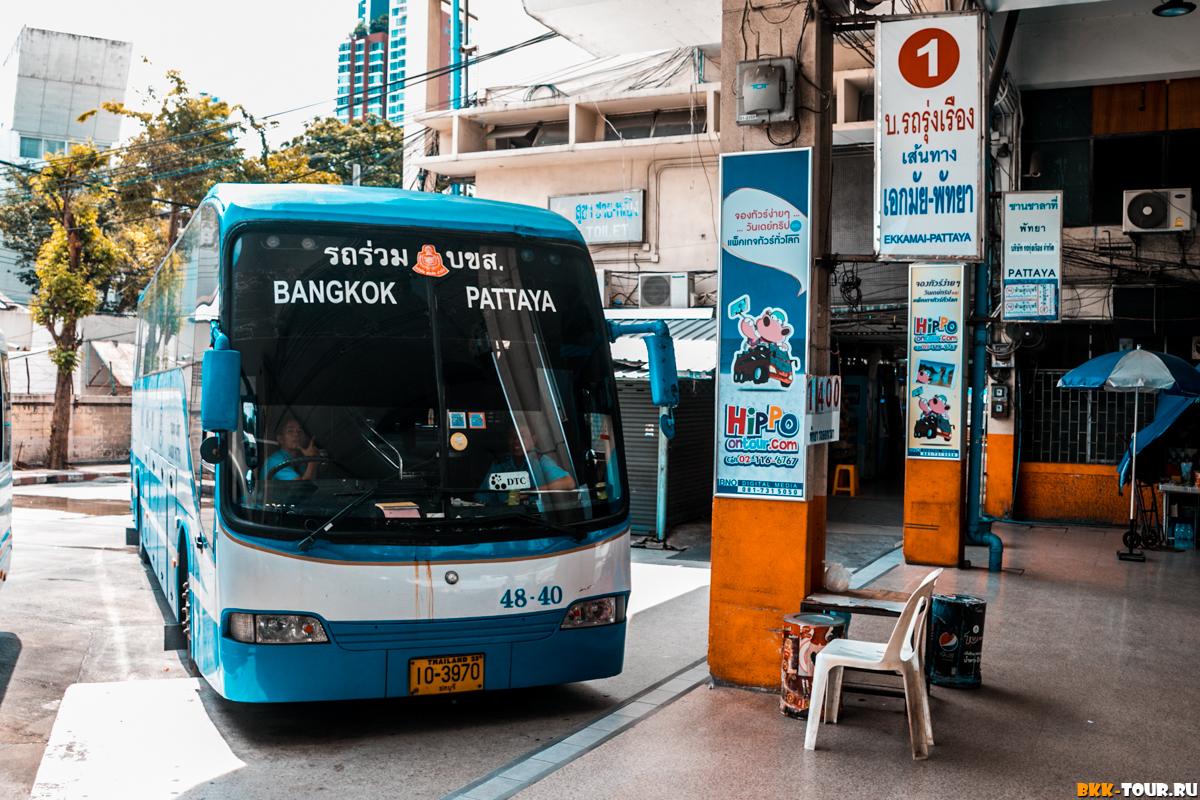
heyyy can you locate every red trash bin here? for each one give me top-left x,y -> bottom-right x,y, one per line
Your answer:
780,613 -> 847,719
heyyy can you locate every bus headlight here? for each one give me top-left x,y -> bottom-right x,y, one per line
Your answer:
229,613 -> 328,644
560,596 -> 625,629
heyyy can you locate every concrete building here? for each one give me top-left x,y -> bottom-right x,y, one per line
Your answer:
0,27 -> 132,303
336,0 -> 410,124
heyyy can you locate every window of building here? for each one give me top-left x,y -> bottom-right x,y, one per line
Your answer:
19,136 -> 40,159
339,64 -> 349,73
601,108 -> 706,141
43,140 -> 66,155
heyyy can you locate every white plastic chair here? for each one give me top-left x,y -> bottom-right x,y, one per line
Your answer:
803,568 -> 943,759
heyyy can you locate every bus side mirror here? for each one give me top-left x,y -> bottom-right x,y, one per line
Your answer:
201,347 -> 241,433
644,333 -> 679,409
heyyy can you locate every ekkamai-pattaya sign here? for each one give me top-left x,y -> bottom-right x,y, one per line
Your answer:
875,12 -> 984,260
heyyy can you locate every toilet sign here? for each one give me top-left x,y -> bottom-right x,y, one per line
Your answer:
875,12 -> 984,260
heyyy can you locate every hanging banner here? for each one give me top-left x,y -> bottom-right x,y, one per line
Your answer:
1002,190 -> 1063,321
907,263 -> 965,460
875,12 -> 984,260
716,148 -> 812,501
807,376 -> 842,445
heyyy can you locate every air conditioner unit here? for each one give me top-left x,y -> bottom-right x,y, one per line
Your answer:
638,273 -> 693,309
1123,188 -> 1194,234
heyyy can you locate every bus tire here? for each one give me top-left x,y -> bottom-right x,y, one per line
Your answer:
178,544 -> 196,673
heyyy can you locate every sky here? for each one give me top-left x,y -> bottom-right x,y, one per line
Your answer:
0,0 -> 591,149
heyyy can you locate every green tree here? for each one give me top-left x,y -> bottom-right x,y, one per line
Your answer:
0,167 -> 54,294
82,70 -> 265,246
240,146 -> 341,185
369,14 -> 388,34
26,146 -> 124,469
285,117 -> 406,187
352,20 -> 368,38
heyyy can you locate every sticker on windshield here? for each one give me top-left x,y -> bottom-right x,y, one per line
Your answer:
413,244 -> 449,277
468,412 -> 487,429
488,471 -> 531,491
450,432 -> 469,451
448,411 -> 467,429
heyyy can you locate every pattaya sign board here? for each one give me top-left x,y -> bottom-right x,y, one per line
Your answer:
807,375 -> 842,446
907,263 -> 965,460
875,12 -> 983,260
716,148 -> 812,500
548,190 -> 644,244
1002,190 -> 1063,321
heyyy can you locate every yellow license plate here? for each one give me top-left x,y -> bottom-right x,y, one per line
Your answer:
409,654 -> 484,695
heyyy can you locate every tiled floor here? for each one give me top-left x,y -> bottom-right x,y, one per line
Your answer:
512,523 -> 1200,800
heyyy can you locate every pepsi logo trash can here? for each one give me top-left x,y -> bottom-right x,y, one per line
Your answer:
780,613 -> 847,718
926,594 -> 986,689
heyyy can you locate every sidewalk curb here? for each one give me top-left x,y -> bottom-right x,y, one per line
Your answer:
13,469 -> 128,488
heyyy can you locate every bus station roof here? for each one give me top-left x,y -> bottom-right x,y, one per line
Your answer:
205,184 -> 585,242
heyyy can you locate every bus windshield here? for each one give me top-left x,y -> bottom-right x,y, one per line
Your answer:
226,227 -> 625,540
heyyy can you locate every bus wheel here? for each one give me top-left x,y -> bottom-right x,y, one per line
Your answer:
178,548 -> 196,672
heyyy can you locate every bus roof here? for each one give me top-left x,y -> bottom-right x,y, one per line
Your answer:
205,184 -> 585,243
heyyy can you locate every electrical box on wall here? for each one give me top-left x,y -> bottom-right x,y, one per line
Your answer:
736,58 -> 795,126
991,385 -> 1010,419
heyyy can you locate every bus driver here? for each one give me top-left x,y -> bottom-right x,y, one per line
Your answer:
265,415 -> 322,481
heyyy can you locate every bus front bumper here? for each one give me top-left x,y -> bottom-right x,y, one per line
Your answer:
216,616 -> 627,703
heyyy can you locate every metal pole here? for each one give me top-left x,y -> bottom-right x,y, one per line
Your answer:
656,405 -> 669,542
1130,390 -> 1138,524
450,0 -> 463,111
351,163 -> 362,186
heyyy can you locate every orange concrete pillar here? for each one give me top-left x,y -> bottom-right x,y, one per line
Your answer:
708,496 -> 827,688
903,459 -> 964,566
708,0 -> 833,690
983,432 -> 1015,519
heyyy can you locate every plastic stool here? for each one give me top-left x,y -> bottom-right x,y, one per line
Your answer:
832,464 -> 858,497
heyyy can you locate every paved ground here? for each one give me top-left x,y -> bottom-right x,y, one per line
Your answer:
512,525 -> 1200,800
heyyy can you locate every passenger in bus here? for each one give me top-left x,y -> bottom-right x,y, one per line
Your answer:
479,423 -> 575,503
265,415 -> 322,480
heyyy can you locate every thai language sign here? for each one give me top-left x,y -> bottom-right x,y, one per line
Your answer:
1002,190 -> 1062,321
548,190 -> 644,244
875,13 -> 983,260
807,376 -> 842,445
907,263 -> 965,460
716,148 -> 812,501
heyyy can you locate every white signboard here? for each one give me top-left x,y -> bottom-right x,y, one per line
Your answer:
1002,190 -> 1063,321
806,375 -> 842,445
875,13 -> 983,260
549,190 -> 644,244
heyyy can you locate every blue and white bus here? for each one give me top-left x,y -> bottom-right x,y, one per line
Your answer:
132,184 -> 676,702
0,332 -> 11,588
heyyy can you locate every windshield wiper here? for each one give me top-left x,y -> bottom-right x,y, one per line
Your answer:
297,484 -> 380,551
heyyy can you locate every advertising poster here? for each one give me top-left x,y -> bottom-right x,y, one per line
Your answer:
1002,190 -> 1063,321
807,376 -> 842,446
907,263 -> 965,460
716,148 -> 812,500
875,13 -> 983,260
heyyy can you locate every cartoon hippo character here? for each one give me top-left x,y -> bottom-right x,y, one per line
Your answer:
919,393 -> 951,417
738,308 -> 793,350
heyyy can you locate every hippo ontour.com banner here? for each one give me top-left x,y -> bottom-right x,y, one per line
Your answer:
907,263 -> 965,460
715,148 -> 813,501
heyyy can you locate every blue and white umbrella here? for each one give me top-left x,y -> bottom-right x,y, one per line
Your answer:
1058,347 -> 1200,529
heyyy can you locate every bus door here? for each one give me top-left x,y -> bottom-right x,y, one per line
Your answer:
165,465 -> 179,611
189,456 -> 218,670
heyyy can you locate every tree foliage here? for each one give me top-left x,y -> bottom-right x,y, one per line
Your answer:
241,146 -> 341,185
82,70 -> 265,243
284,117 -> 406,187
369,14 -> 389,34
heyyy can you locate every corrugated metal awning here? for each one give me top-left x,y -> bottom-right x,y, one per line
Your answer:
605,309 -> 716,375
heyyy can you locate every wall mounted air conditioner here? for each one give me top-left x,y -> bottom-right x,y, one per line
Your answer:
638,273 -> 693,309
1122,188 -> 1193,233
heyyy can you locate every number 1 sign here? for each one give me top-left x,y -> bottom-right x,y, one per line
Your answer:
875,13 -> 984,261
